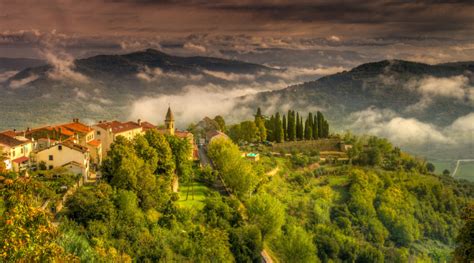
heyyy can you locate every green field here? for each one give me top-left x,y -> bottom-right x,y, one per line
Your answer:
177,182 -> 211,210
454,162 -> 474,182
430,160 -> 455,175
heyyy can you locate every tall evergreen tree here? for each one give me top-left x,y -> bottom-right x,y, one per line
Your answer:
255,107 -> 263,121
288,110 -> 296,141
313,114 -> 318,139
304,117 -> 312,140
282,114 -> 287,141
296,112 -> 300,140
275,112 -> 284,143
317,111 -> 324,139
299,115 -> 304,140
254,108 -> 267,142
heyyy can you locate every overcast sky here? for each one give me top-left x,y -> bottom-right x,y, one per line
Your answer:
1,0 -> 474,65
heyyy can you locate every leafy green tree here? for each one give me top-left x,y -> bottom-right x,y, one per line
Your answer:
65,183 -> 116,226
0,177 -> 72,261
144,130 -> 175,176
214,115 -> 226,132
246,193 -> 285,239
443,169 -> 450,176
454,202 -> 474,262
101,137 -> 144,191
230,225 -> 263,263
207,137 -> 259,198
166,135 -> 193,179
133,135 -> 159,172
240,121 -> 259,143
228,124 -> 242,143
266,115 -> 275,142
273,225 -> 318,263
426,162 -> 435,173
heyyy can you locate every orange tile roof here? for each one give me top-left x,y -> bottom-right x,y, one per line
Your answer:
87,139 -> 101,147
95,121 -> 142,134
0,130 -> 18,137
60,122 -> 93,134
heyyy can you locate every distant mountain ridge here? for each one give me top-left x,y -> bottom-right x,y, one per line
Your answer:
244,59 -> 474,127
8,48 -> 271,82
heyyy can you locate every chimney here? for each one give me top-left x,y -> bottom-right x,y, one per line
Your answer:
137,119 -> 142,126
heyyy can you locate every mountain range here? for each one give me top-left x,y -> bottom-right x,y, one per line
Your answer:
0,50 -> 472,160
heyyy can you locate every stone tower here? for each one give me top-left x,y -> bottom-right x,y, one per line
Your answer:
165,106 -> 175,135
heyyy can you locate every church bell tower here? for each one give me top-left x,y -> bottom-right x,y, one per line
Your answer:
165,106 -> 175,135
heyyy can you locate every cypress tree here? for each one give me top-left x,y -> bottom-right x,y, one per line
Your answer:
305,116 -> 312,140
255,107 -> 263,121
282,114 -> 287,141
296,112 -> 300,140
275,112 -> 284,143
289,110 -> 296,141
317,111 -> 323,138
313,114 -> 318,139
300,115 -> 304,140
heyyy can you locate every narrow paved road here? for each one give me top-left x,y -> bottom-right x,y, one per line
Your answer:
452,159 -> 474,177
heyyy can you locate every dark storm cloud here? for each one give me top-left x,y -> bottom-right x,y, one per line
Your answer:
0,0 -> 473,64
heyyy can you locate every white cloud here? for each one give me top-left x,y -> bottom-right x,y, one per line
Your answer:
270,66 -> 346,80
445,113 -> 474,144
202,70 -> 257,81
183,42 -> 207,53
41,49 -> 89,83
9,74 -> 39,88
407,75 -> 474,111
349,107 -> 453,146
129,84 -> 258,127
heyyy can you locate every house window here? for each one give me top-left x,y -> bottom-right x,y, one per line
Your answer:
21,148 -> 24,154
58,145 -> 62,150
48,165 -> 53,170
49,155 -> 53,161
97,131 -> 101,136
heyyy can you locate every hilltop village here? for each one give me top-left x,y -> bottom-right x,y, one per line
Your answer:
0,107 -> 197,180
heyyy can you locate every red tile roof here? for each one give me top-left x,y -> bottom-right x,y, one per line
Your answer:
95,121 -> 142,134
12,156 -> 29,163
139,121 -> 156,131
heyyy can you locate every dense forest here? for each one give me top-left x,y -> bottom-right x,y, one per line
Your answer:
1,120 -> 473,262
